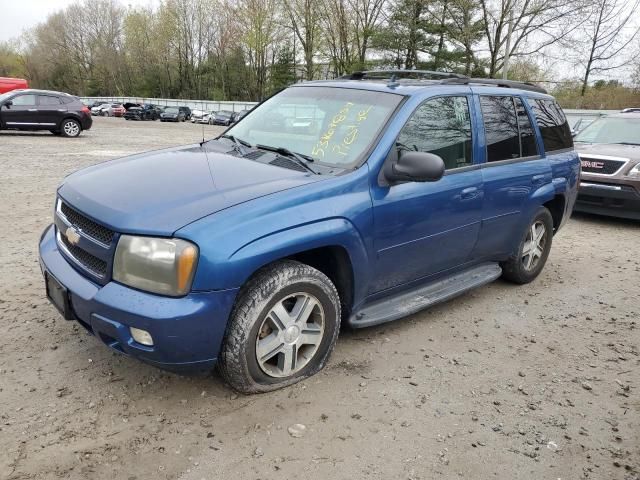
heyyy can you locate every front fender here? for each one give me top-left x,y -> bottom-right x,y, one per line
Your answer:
227,218 -> 370,301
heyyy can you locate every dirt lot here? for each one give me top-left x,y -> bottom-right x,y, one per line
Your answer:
0,117 -> 638,480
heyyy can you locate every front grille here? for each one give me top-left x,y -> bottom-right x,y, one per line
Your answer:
60,202 -> 114,244
59,231 -> 108,276
269,156 -> 308,172
580,157 -> 626,175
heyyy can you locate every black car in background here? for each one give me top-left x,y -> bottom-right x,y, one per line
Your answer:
0,89 -> 92,137
124,104 -> 162,121
160,106 -> 191,122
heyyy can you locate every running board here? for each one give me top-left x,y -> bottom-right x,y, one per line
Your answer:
349,263 -> 502,328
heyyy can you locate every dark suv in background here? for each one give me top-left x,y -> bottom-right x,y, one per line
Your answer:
124,104 -> 162,121
574,110 -> 640,219
0,89 -> 92,137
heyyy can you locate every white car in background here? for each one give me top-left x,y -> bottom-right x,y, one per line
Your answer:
91,103 -> 116,116
190,109 -> 206,123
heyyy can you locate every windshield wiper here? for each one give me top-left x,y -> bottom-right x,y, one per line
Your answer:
255,144 -> 318,174
617,141 -> 640,146
220,134 -> 252,151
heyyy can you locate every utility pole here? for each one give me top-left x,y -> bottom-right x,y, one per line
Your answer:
502,10 -> 514,79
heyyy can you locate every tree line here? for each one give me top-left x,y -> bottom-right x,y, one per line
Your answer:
0,0 -> 638,103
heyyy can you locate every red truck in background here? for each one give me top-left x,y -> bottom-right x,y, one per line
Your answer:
0,77 -> 29,94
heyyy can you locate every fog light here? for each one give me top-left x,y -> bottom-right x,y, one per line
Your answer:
130,327 -> 154,346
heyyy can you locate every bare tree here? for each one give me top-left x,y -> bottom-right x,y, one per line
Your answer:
576,0 -> 640,96
281,0 -> 322,80
480,0 -> 587,78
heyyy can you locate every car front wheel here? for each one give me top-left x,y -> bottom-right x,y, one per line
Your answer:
501,206 -> 553,284
60,119 -> 81,138
219,260 -> 341,394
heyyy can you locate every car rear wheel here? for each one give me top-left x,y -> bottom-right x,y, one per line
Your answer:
219,260 -> 341,394
501,206 -> 553,284
60,119 -> 81,138
101,111 -> 108,117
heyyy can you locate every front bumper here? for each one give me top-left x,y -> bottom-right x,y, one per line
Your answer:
39,224 -> 239,372
575,181 -> 640,220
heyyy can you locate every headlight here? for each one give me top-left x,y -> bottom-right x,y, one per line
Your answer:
628,164 -> 640,178
113,236 -> 198,296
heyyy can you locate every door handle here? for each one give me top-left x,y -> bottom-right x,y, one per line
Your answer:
28,109 -> 38,112
460,186 -> 480,200
531,174 -> 547,186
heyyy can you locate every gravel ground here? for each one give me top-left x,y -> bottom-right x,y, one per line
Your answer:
1,117 -> 638,480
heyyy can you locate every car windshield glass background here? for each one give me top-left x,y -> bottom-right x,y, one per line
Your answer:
481,96 -> 520,162
225,86 -> 402,167
165,107 -> 178,113
515,98 -> 538,157
574,117 -> 640,144
397,96 -> 472,170
527,99 -> 573,152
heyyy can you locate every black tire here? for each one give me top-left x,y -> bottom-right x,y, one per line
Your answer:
219,260 -> 341,394
101,110 -> 108,117
501,206 -> 553,284
59,119 -> 81,138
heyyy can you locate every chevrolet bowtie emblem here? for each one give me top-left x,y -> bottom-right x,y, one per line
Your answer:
65,226 -> 81,245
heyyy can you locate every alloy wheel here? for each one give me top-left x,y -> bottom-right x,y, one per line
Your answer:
522,221 -> 546,271
255,292 -> 325,378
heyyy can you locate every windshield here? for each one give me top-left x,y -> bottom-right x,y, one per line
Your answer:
165,107 -> 178,113
224,86 -> 403,167
574,116 -> 640,144
218,110 -> 232,116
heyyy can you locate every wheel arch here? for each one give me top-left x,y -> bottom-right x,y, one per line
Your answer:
543,194 -> 566,233
221,218 -> 369,318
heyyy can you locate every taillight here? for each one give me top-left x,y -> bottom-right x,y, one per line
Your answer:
81,106 -> 90,113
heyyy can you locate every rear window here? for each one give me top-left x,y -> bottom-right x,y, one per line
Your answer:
527,99 -> 573,153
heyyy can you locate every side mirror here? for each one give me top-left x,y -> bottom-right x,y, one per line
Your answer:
3,100 -> 12,108
384,150 -> 445,184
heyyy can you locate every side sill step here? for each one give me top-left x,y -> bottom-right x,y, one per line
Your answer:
348,263 -> 502,328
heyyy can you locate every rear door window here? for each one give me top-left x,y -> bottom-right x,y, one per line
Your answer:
480,96 -> 520,162
38,95 -> 62,106
527,99 -> 573,153
514,97 -> 538,157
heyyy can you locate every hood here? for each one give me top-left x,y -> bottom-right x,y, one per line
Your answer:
58,144 -> 324,236
575,142 -> 640,163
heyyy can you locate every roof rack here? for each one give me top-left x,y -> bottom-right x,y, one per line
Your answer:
342,70 -> 468,81
443,77 -> 548,94
339,70 -> 548,94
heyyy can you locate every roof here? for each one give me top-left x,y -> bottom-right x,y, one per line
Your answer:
4,88 -> 74,97
297,70 -> 550,98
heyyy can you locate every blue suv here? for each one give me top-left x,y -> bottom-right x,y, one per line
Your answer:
39,71 -> 579,393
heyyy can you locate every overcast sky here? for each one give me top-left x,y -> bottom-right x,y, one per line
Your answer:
0,0 -> 160,42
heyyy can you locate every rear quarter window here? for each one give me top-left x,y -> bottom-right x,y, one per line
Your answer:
527,99 -> 573,153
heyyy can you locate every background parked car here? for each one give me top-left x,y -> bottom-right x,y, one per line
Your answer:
0,77 -> 29,94
210,110 -> 234,126
90,103 -> 119,116
232,108 -> 252,123
179,106 -> 191,120
160,106 -> 186,122
111,104 -> 126,117
190,109 -> 205,123
124,104 -> 162,121
0,88 -> 92,137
